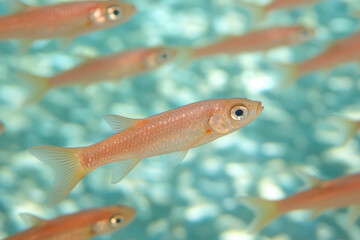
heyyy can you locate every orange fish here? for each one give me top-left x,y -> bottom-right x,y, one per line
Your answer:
5,205 -> 135,240
184,26 -> 314,61
279,32 -> 360,86
1,0 -> 136,49
240,172 -> 360,233
239,0 -> 321,21
20,47 -> 178,103
0,121 -> 4,135
29,98 -> 264,205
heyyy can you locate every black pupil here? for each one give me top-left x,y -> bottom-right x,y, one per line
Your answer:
113,10 -> 119,15
235,109 -> 244,117
162,54 -> 167,58
116,218 -> 121,223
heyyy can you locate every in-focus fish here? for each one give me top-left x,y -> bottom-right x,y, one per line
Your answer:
29,98 -> 264,205
5,205 -> 135,240
238,0 -> 321,21
278,32 -> 360,86
239,172 -> 360,233
183,26 -> 314,62
19,47 -> 178,103
1,0 -> 136,49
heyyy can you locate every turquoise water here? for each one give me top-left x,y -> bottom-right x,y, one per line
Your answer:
0,0 -> 360,239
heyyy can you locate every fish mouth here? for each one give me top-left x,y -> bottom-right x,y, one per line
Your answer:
256,101 -> 264,114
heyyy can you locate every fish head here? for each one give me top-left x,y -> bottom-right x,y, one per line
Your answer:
288,25 -> 315,44
142,47 -> 179,70
208,98 -> 263,134
89,1 -> 136,27
92,205 -> 136,236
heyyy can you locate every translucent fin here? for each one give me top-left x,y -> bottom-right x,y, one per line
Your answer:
274,63 -> 300,88
347,205 -> 360,226
331,116 -> 360,143
172,47 -> 195,68
58,36 -> 74,50
5,0 -> 32,13
104,114 -> 141,132
309,208 -> 325,220
163,150 -> 188,168
298,172 -> 324,188
237,1 -> 267,24
28,146 -> 86,206
19,213 -> 45,227
14,71 -> 50,105
239,197 -> 280,233
111,159 -> 141,184
18,39 -> 34,53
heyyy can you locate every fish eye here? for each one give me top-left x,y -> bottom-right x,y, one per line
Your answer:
107,6 -> 123,20
157,49 -> 170,62
110,214 -> 124,228
230,105 -> 248,120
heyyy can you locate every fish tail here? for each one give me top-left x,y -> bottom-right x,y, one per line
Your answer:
239,197 -> 280,233
237,2 -> 267,23
274,63 -> 300,88
28,145 -> 87,206
15,71 -> 50,104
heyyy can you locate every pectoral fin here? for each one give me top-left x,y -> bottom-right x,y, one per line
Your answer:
19,213 -> 45,227
309,208 -> 325,220
163,150 -> 189,168
104,115 -> 141,132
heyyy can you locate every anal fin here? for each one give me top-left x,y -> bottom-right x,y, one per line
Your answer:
112,159 -> 141,184
347,205 -> 360,226
19,213 -> 45,227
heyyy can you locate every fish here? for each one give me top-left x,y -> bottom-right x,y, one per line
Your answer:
278,32 -> 360,86
331,116 -> 360,143
19,47 -> 178,103
239,172 -> 360,233
1,0 -> 136,50
5,205 -> 135,240
29,98 -> 264,206
0,122 -> 3,135
238,0 -> 321,22
183,26 -> 314,62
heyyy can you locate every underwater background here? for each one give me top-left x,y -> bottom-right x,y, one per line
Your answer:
0,0 -> 360,239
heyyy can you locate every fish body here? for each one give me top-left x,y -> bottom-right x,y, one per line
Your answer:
6,205 -> 135,240
279,32 -> 360,86
21,47 -> 178,103
0,0 -> 136,40
192,26 -> 314,60
240,172 -> 360,233
29,98 -> 263,205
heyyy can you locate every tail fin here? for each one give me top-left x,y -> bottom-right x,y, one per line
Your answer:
273,63 -> 300,88
239,197 -> 280,233
15,71 -> 50,105
28,146 -> 87,206
237,2 -> 267,24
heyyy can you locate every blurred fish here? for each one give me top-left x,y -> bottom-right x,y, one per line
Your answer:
5,205 -> 135,240
1,0 -> 136,50
0,122 -> 3,135
29,98 -> 264,205
239,172 -> 360,233
278,32 -> 360,86
182,25 -> 314,62
238,0 -> 321,21
19,47 -> 178,103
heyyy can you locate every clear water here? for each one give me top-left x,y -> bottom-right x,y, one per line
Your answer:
0,0 -> 360,239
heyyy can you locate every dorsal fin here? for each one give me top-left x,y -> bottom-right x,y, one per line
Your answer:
5,0 -> 33,13
19,213 -> 45,227
104,114 -> 141,132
